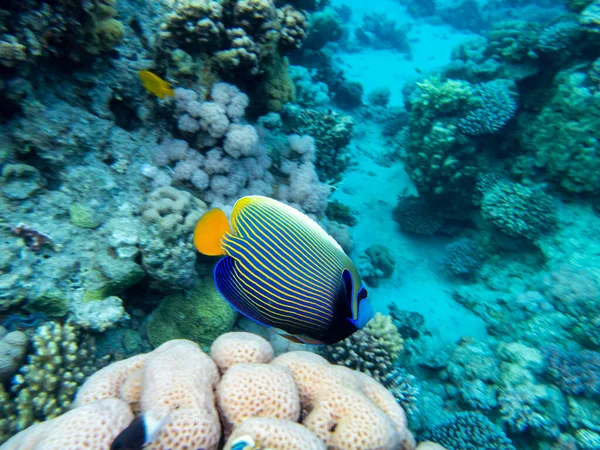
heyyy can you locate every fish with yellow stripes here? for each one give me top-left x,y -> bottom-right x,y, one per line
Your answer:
193,195 -> 373,345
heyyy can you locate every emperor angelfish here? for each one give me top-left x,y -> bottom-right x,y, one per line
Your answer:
193,195 -> 373,345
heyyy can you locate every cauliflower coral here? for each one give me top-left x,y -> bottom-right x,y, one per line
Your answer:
1,332 -> 425,450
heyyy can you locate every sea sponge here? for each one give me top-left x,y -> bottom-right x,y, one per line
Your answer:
224,418 -> 326,450
303,384 -> 400,450
0,399 -> 133,450
210,332 -> 274,373
217,363 -> 300,433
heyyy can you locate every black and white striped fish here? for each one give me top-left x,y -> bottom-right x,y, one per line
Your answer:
193,195 -> 373,345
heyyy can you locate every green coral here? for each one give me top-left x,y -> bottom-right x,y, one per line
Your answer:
147,278 -> 237,350
520,68 -> 600,194
82,253 -> 145,301
24,288 -> 69,318
405,76 -> 481,210
325,200 -> 357,227
69,203 -> 102,229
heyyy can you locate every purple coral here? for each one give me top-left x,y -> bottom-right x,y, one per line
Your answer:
543,345 -> 600,397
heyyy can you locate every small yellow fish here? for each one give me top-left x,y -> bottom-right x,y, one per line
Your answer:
139,70 -> 174,99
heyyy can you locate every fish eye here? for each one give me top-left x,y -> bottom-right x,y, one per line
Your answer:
357,287 -> 368,301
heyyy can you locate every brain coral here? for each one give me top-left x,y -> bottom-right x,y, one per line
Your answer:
4,333 -> 416,450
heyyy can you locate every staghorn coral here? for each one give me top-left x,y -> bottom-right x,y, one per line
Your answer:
420,412 -> 516,450
4,321 -> 105,435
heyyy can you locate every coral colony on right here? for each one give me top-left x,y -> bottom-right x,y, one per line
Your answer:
0,0 -> 600,448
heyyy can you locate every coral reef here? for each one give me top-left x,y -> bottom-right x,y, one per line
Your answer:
392,196 -> 444,235
3,333 -> 418,450
441,238 -> 485,279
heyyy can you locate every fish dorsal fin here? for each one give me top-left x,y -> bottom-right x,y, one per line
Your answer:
193,208 -> 231,256
231,196 -> 346,255
213,256 -> 272,329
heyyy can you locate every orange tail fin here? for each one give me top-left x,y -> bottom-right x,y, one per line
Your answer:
193,208 -> 231,256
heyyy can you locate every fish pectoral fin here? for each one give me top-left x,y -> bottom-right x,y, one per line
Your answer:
194,208 -> 231,256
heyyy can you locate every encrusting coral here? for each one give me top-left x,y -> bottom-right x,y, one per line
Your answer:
2,332 -> 423,450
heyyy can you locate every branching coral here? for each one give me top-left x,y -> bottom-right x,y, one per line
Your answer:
322,313 -> 404,380
479,179 -> 557,240
420,412 -> 516,450
457,80 -> 518,136
2,321 -> 105,436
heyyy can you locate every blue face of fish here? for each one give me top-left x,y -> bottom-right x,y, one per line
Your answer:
194,195 -> 375,346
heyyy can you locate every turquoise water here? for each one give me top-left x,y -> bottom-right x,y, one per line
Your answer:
0,0 -> 599,448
